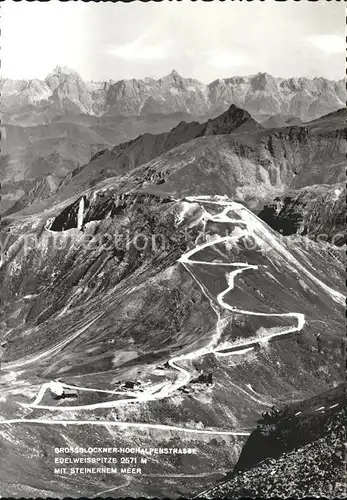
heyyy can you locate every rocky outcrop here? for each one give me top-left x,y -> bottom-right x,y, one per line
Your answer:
49,191 -> 171,232
45,65 -> 108,115
234,384 -> 346,472
202,385 -> 346,499
202,104 -> 262,134
258,182 -> 345,246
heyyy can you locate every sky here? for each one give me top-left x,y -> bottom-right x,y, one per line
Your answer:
2,0 -> 345,82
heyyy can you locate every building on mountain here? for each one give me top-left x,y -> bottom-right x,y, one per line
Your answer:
48,381 -> 78,400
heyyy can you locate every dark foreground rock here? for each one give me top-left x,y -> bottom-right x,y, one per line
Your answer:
201,384 -> 346,498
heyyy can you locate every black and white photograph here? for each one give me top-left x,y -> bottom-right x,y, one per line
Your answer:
0,0 -> 345,497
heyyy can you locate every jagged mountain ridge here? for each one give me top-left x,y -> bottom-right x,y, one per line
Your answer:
0,104 -> 261,215
67,103 -> 262,181
37,106 -> 345,214
1,66 -> 345,121
3,106 -> 345,220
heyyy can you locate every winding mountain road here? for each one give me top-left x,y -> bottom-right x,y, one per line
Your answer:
1,195 -> 342,430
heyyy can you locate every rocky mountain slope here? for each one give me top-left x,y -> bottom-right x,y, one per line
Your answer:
58,103 -> 262,193
259,182 -> 345,246
201,384 -> 346,498
0,109 -> 202,183
0,111 -> 205,215
1,104 -> 262,215
0,78 -> 52,107
1,66 -> 344,121
3,105 -> 345,222
12,104 -> 343,219
0,191 -> 344,497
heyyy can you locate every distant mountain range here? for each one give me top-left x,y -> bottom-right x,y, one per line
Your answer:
1,67 -> 345,248
1,65 -> 345,121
